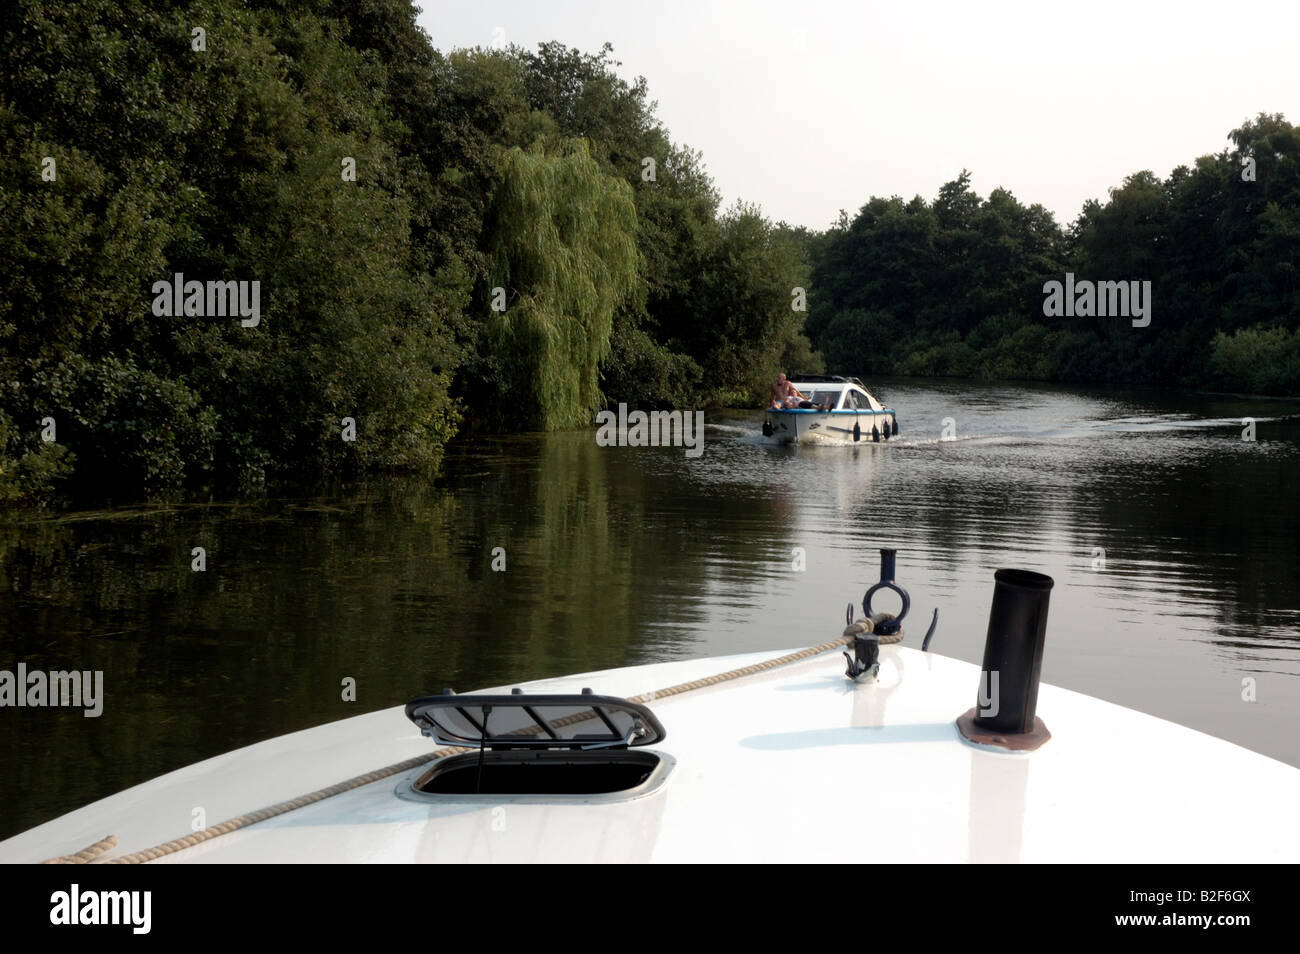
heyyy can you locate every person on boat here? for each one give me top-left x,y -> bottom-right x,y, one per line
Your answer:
770,373 -> 805,409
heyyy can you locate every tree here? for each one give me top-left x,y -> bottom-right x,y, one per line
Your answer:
480,139 -> 639,429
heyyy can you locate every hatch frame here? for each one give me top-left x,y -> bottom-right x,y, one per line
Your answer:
404,692 -> 668,751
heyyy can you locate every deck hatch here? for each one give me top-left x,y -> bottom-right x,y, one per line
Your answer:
405,693 -> 666,750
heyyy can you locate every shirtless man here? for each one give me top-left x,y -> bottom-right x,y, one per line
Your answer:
770,373 -> 805,409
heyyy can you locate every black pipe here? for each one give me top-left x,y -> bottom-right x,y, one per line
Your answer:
879,548 -> 896,582
974,569 -> 1053,734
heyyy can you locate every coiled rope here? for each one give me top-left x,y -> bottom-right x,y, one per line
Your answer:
45,625 -> 902,865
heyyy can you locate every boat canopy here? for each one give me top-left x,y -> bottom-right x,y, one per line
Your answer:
788,377 -> 885,412
405,692 -> 666,750
787,374 -> 867,387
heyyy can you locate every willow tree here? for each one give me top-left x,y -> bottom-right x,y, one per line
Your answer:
482,139 -> 639,430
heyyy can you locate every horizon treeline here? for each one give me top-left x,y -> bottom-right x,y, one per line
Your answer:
807,116 -> 1300,393
2,0 -> 1297,505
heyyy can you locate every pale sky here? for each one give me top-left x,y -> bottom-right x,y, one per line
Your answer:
416,0 -> 1300,230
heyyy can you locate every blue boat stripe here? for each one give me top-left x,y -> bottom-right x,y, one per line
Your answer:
767,408 -> 895,414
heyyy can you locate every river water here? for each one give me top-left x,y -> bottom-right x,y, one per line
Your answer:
2,379 -> 1298,839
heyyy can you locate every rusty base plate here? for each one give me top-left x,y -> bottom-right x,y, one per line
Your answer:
956,708 -> 1051,752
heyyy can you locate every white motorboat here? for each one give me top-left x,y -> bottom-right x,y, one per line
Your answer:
4,551 -> 1298,864
762,375 -> 898,444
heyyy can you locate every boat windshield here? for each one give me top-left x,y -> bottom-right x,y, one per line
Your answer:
805,389 -> 841,408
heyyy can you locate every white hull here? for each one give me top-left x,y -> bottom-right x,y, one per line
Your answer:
5,644 -> 1299,864
763,408 -> 897,444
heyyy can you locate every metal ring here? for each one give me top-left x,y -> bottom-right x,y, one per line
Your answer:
863,581 -> 911,624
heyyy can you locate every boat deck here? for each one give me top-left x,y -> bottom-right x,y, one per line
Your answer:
4,646 -> 1298,863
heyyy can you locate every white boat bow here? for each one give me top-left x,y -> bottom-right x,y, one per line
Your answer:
5,639 -> 1298,864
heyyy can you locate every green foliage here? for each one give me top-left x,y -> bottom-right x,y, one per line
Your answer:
681,202 -> 817,404
495,41 -> 725,411
975,323 -> 1058,381
601,312 -> 704,410
0,409 -> 73,505
9,0 -> 1295,511
3,5 -> 826,504
1209,325 -> 1300,395
896,332 -> 978,378
808,114 -> 1300,395
32,354 -> 216,497
481,139 -> 639,429
1,0 -> 473,504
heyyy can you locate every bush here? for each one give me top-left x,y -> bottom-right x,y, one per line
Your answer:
0,408 -> 74,506
976,323 -> 1056,380
1209,325 -> 1300,395
897,332 -> 977,377
818,309 -> 903,373
601,314 -> 704,410
30,354 -> 216,498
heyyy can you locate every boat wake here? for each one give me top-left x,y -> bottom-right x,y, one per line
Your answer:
1095,413 -> 1284,432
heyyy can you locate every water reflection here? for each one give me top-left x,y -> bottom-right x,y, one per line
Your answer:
1,380 -> 1298,838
